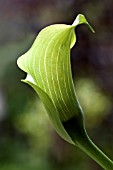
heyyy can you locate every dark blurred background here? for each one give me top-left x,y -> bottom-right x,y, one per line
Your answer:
0,0 -> 113,170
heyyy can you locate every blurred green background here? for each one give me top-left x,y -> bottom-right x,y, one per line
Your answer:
0,0 -> 113,170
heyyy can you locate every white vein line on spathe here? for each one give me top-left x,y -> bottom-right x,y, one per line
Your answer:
26,36 -> 45,87
64,32 -> 75,115
51,32 -> 70,117
32,32 -> 50,90
62,55 -> 72,117
32,30 -> 55,91
39,30 -> 57,92
67,32 -> 77,108
33,38 -> 46,89
62,31 -> 74,117
50,37 -> 63,113
44,31 -> 63,102
63,29 -> 76,112
56,32 -> 72,119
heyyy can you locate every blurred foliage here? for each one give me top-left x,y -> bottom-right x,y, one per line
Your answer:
15,99 -> 51,150
0,0 -> 113,170
75,78 -> 112,127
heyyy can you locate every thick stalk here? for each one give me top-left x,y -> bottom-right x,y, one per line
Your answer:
77,134 -> 113,170
63,115 -> 113,169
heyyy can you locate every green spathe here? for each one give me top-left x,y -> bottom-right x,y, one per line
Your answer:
17,14 -> 93,144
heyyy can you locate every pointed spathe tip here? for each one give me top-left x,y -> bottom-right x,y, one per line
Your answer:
72,14 -> 95,33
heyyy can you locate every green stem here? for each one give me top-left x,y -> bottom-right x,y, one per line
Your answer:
63,116 -> 113,169
77,134 -> 113,170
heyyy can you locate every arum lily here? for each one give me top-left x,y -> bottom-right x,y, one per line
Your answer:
17,14 -> 113,169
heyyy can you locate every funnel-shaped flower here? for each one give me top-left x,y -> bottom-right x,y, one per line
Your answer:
17,14 -> 113,169
17,14 -> 94,144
